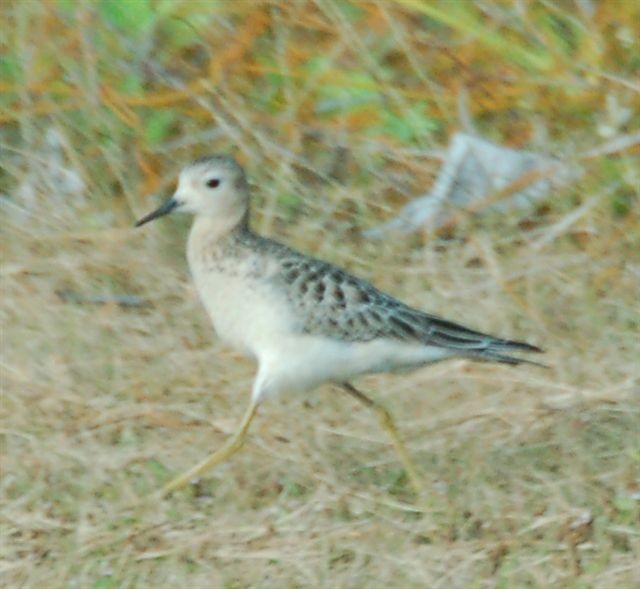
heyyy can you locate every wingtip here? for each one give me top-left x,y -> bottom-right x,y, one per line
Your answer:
524,343 -> 544,354
501,339 -> 544,354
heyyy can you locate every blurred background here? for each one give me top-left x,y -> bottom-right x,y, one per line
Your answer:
2,1 -> 639,588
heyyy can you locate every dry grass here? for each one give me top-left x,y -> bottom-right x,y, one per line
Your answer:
2,1 -> 639,588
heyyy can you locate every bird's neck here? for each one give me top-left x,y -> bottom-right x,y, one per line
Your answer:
187,211 -> 252,264
190,208 -> 249,243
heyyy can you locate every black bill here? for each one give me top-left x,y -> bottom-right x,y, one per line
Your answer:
135,197 -> 178,227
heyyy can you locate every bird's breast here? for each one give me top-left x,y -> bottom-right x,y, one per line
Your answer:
188,246 -> 294,359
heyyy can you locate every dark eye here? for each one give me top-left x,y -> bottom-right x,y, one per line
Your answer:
206,178 -> 220,188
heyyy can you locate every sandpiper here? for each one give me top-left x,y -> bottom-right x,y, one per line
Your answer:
135,155 -> 542,497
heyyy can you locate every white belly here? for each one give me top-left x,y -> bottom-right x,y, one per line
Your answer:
252,335 -> 453,400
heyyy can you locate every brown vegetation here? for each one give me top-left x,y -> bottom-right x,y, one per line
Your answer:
2,1 -> 638,587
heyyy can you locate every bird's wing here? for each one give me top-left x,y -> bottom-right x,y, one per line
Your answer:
276,252 -> 402,342
271,246 -> 542,364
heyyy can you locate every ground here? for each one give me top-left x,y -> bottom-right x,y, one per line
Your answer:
2,2 -> 639,588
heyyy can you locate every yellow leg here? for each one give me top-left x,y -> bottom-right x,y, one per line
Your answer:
159,398 -> 259,497
340,383 -> 423,495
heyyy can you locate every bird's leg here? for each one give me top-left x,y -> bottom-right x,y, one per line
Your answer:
159,398 -> 260,497
340,383 -> 423,496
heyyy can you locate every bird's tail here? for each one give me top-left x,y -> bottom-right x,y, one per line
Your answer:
390,306 -> 545,367
407,311 -> 546,367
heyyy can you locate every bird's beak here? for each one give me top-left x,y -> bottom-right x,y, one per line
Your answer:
135,197 -> 178,227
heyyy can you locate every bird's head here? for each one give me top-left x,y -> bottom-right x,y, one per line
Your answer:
135,155 -> 249,228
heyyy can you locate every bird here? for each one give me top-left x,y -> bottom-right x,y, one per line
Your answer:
135,155 -> 543,497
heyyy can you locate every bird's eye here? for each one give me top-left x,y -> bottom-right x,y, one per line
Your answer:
206,178 -> 220,188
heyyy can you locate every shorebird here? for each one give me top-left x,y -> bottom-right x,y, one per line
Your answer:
136,155 -> 542,497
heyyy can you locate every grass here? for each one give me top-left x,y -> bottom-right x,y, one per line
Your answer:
2,1 -> 639,588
